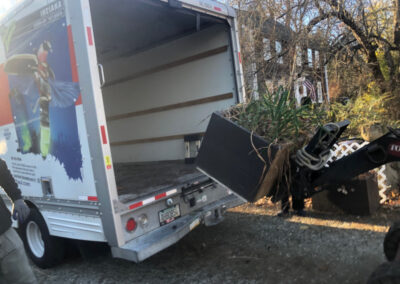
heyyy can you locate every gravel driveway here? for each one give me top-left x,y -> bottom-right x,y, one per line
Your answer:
33,201 -> 398,284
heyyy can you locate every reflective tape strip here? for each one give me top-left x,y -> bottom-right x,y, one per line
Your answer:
142,197 -> 154,205
128,188 -> 178,211
129,201 -> 143,210
100,125 -> 108,144
79,196 -> 98,201
155,192 -> 167,200
166,189 -> 178,195
87,26 -> 93,46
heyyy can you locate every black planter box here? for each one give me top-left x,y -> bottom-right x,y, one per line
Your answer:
196,112 -> 280,202
312,174 -> 380,215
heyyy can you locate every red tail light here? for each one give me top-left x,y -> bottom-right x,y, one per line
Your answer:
126,218 -> 137,232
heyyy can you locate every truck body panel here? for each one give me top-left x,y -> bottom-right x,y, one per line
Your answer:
0,0 -> 245,262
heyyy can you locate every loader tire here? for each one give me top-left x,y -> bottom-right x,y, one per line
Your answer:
367,262 -> 400,284
19,208 -> 65,268
384,222 -> 400,262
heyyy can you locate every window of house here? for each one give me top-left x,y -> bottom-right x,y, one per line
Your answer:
276,41 -> 283,64
315,50 -> 320,68
307,48 -> 313,67
263,38 -> 271,61
296,45 -> 302,67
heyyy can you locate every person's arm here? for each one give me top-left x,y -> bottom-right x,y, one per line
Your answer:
0,159 -> 22,202
0,159 -> 30,222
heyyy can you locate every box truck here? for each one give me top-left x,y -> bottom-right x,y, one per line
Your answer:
0,0 -> 245,267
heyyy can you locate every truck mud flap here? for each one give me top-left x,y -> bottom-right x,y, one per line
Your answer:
111,194 -> 241,262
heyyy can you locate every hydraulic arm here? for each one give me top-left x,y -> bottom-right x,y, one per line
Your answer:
290,123 -> 400,200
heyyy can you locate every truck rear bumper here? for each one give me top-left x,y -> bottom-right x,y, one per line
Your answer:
111,194 -> 243,262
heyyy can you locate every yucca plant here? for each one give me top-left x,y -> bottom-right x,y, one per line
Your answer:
222,87 -> 325,201
224,87 -> 324,147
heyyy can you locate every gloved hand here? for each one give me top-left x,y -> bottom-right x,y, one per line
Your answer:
12,199 -> 30,223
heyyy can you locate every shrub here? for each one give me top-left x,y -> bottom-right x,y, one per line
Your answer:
325,82 -> 400,138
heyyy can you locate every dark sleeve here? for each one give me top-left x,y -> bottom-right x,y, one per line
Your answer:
0,159 -> 22,202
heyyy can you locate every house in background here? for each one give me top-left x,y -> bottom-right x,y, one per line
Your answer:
240,17 -> 330,105
293,36 -> 330,106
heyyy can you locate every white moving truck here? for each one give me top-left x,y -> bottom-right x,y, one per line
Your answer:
0,0 -> 245,268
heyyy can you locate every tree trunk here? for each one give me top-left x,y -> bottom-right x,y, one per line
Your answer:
254,32 -> 267,95
394,0 -> 400,48
393,0 -> 400,85
367,49 -> 387,91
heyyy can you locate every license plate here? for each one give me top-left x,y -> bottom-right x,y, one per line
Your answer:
159,204 -> 180,226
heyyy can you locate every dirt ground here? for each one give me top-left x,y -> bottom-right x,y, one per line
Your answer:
32,201 -> 400,284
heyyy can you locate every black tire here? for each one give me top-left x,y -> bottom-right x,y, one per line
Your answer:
384,222 -> 400,262
19,208 -> 66,268
367,262 -> 400,284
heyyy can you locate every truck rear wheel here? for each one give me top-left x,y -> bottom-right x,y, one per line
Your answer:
384,222 -> 400,261
20,208 -> 66,268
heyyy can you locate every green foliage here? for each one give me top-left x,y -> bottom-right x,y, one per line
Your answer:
225,85 -> 398,146
325,82 -> 400,137
224,87 -> 324,145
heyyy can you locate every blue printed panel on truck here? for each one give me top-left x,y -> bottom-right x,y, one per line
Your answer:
2,1 -> 83,180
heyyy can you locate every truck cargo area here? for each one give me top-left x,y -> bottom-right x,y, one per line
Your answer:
89,0 -> 237,201
114,161 -> 203,201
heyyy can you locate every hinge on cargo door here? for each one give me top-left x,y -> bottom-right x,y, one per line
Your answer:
168,0 -> 182,8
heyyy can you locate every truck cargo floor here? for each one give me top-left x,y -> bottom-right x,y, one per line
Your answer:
115,160 -> 203,202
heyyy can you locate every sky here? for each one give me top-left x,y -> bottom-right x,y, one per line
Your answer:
0,0 -> 20,18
